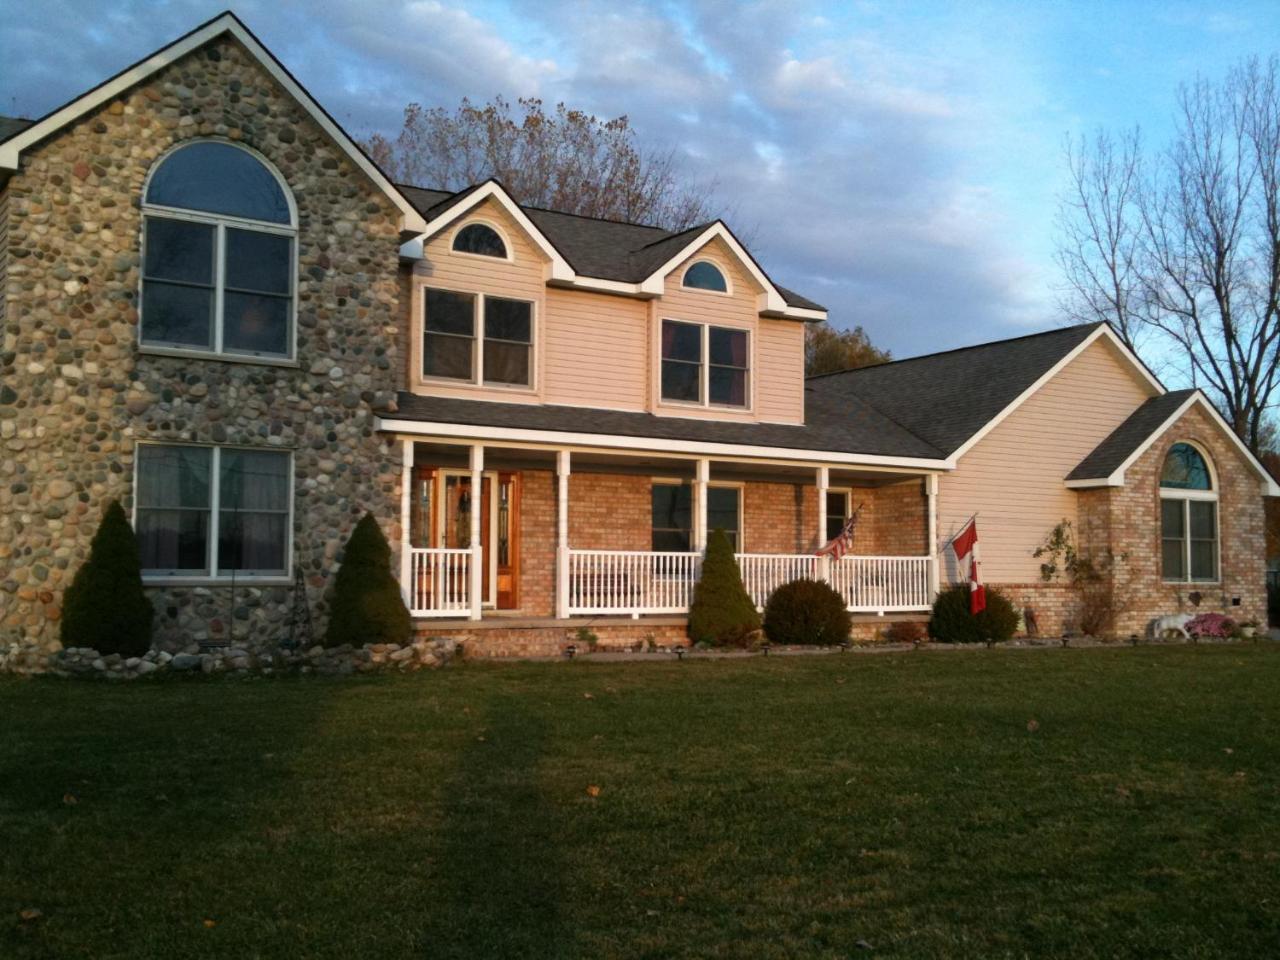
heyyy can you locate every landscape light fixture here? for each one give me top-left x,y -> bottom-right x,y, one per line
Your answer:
564,644 -> 576,660
761,641 -> 772,656
838,640 -> 850,653
674,645 -> 684,661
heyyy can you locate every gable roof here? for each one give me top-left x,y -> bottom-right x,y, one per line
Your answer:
385,388 -> 945,465
1066,389 -> 1280,495
398,180 -> 826,318
0,12 -> 426,234
808,322 -> 1162,461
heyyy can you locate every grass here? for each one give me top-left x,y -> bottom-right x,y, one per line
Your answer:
2,646 -> 1280,959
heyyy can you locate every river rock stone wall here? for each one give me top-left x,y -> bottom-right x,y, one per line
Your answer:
0,35 -> 406,653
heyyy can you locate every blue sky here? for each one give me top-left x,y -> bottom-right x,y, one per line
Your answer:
3,1 -> 1278,357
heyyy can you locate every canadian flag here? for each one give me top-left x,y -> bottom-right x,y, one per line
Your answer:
951,517 -> 986,616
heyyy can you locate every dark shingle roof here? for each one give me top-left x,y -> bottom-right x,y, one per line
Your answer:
397,182 -> 824,313
390,389 -> 945,460
808,323 -> 1113,458
0,115 -> 34,143
1066,390 -> 1196,482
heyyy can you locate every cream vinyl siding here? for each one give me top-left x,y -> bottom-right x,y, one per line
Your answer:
543,287 -> 648,410
938,337 -> 1158,583
409,198 -> 548,403
755,318 -> 805,423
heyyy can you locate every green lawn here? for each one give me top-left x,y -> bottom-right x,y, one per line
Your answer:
3,647 -> 1279,960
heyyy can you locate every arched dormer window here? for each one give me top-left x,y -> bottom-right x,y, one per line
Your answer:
1160,442 -> 1218,582
682,260 -> 728,293
141,140 -> 296,359
452,222 -> 508,258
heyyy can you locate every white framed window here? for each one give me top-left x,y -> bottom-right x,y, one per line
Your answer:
140,140 -> 297,362
451,221 -> 510,260
649,480 -> 743,551
1159,441 -> 1218,583
825,488 -> 852,542
422,287 -> 534,388
134,443 -> 293,581
682,260 -> 729,293
660,319 -> 750,408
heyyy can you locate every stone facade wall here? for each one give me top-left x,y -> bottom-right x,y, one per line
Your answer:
0,36 -> 405,653
743,481 -> 816,553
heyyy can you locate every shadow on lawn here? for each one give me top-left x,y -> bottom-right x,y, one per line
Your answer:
415,695 -> 570,960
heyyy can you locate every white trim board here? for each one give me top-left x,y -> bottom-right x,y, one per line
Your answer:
1064,391 -> 1280,496
948,324 -> 1166,463
377,417 -> 952,471
0,12 -> 427,234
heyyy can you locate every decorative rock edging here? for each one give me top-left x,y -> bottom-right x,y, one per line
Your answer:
0,637 -> 458,679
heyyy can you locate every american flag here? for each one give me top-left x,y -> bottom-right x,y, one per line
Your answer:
816,503 -> 862,561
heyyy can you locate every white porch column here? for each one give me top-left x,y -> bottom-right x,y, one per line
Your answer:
468,443 -> 484,621
399,438 -> 414,609
693,458 -> 710,552
556,449 -> 571,619
926,473 -> 940,598
816,466 -> 831,582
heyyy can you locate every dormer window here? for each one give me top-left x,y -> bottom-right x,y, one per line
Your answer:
661,319 -> 749,407
140,140 -> 296,360
453,223 -> 508,258
682,260 -> 728,293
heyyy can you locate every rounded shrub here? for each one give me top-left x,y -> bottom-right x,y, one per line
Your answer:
762,578 -> 851,646
927,585 -> 1019,644
326,513 -> 411,647
687,529 -> 761,647
61,501 -> 154,656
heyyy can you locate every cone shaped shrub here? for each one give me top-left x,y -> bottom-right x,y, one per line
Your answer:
763,577 -> 851,645
60,501 -> 154,656
687,529 -> 760,647
326,513 -> 411,647
927,585 -> 1019,644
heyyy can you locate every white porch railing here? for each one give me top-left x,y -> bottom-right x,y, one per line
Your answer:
407,548 -> 471,617
568,550 -> 701,615
828,555 -> 933,613
564,550 -> 934,616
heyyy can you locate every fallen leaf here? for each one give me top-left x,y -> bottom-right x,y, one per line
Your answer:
1026,719 -> 1040,733
203,919 -> 217,929
583,692 -> 594,699
586,784 -> 601,798
19,908 -> 42,922
1224,747 -> 1234,754
62,793 -> 78,806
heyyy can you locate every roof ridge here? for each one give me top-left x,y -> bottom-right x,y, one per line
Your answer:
806,321 -> 1107,381
395,179 -> 679,234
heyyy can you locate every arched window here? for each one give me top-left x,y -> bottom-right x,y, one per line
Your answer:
453,223 -> 507,258
141,141 -> 296,359
1160,442 -> 1218,582
682,260 -> 728,293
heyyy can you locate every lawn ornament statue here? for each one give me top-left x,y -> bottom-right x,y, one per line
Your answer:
1150,613 -> 1193,641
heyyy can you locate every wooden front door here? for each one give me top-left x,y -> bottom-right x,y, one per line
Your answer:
423,469 -> 520,610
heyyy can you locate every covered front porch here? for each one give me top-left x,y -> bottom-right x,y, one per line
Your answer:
394,437 -> 941,622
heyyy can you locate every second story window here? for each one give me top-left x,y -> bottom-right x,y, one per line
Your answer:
141,141 -> 296,361
683,260 -> 728,292
661,319 -> 749,408
423,288 -> 533,388
452,222 -> 508,258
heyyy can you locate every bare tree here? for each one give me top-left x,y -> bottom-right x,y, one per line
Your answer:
1056,57 -> 1280,453
805,322 -> 890,376
364,97 -> 718,232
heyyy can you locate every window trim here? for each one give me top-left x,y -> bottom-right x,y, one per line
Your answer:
659,318 -> 752,411
420,284 -> 537,392
449,218 -> 515,262
681,258 -> 732,296
1158,440 -> 1219,584
132,442 -> 295,585
138,140 -> 298,363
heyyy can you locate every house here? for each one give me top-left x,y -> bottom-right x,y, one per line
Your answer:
1,12 -> 1275,658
